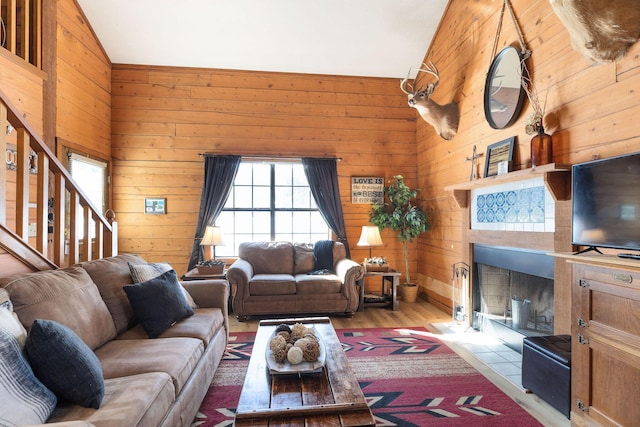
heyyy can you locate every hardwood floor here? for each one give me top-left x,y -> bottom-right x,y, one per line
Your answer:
228,298 -> 570,427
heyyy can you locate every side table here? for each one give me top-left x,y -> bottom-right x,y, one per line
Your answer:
181,268 -> 227,281
357,269 -> 401,311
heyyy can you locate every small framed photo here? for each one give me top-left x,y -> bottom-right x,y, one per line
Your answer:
145,198 -> 166,214
484,136 -> 515,178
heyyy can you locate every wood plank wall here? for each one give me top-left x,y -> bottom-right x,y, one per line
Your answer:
111,66 -> 417,276
416,0 -> 640,314
56,0 -> 111,160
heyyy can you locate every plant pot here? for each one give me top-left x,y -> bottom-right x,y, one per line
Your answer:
196,264 -> 225,275
398,284 -> 418,303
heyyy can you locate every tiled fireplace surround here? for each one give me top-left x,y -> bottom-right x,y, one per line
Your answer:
469,177 -> 557,349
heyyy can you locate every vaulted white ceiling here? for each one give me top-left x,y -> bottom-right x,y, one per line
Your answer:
76,0 -> 449,79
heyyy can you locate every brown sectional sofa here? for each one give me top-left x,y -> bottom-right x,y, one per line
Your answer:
227,241 -> 364,321
0,254 -> 229,427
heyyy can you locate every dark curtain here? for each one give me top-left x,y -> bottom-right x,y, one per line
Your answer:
187,155 -> 241,270
302,158 -> 351,258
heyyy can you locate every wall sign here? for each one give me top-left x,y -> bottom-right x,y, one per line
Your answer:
351,177 -> 384,204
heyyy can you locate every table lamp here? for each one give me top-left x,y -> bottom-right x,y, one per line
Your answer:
200,225 -> 224,261
356,226 -> 383,260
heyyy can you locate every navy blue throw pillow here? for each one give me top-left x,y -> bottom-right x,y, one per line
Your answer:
25,319 -> 105,409
123,269 -> 194,338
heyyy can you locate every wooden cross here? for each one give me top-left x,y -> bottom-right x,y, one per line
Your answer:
466,145 -> 484,181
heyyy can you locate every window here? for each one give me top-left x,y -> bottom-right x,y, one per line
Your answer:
68,153 -> 108,238
217,161 -> 330,256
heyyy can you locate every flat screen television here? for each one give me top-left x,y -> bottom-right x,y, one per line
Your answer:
572,152 -> 640,253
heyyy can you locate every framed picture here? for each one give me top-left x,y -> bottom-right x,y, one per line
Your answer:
145,198 -> 166,214
484,137 -> 515,178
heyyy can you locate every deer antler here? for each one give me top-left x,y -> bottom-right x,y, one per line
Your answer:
400,68 -> 415,95
416,62 -> 440,94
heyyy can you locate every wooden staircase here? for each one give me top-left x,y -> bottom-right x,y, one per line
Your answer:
0,87 -> 117,273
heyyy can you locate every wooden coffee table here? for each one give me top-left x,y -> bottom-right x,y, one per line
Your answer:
234,317 -> 375,426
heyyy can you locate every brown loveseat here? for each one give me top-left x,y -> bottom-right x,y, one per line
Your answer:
227,241 -> 364,321
0,254 -> 228,427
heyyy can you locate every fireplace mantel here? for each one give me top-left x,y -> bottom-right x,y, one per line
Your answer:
444,163 -> 571,208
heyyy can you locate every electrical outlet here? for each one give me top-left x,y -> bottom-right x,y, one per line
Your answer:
28,223 -> 37,237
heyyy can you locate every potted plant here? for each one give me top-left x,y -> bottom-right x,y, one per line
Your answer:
369,175 -> 429,302
196,258 -> 226,275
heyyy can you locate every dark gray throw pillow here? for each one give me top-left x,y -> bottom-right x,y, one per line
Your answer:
25,319 -> 105,409
123,269 -> 194,338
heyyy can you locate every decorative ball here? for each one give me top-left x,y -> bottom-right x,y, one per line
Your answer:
269,335 -> 286,352
287,346 -> 304,364
294,338 -> 310,349
303,333 -> 318,343
277,331 -> 291,342
272,347 -> 287,363
302,341 -> 321,362
275,324 -> 292,334
291,323 -> 307,340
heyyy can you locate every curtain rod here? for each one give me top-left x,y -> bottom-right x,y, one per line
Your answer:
197,153 -> 342,162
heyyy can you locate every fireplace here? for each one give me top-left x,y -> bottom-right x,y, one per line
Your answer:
472,244 -> 555,352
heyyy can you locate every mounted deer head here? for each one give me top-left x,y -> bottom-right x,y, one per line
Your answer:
550,0 -> 640,62
400,62 -> 460,141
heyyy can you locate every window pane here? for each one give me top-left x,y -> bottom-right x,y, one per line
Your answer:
275,211 -> 292,233
223,189 -> 234,208
275,164 -> 292,186
234,186 -> 253,208
292,211 -> 311,233
275,186 -> 292,208
253,163 -> 271,184
234,163 -> 253,185
292,187 -> 310,208
310,212 -> 328,232
292,164 -> 306,186
253,211 -> 270,234
253,186 -> 270,208
275,233 -> 294,242
234,211 -> 253,232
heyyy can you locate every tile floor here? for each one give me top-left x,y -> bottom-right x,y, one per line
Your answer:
432,321 -> 525,391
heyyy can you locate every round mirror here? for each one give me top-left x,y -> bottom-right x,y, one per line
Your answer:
484,46 -> 527,129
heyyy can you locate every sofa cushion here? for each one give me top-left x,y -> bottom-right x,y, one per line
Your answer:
0,267 -> 117,350
48,372 -> 174,427
0,327 -> 57,426
295,274 -> 343,294
128,261 -> 197,308
124,269 -> 194,338
26,319 -> 105,409
249,274 -> 297,295
239,241 -> 294,274
81,253 -> 147,335
95,337 -> 203,396
293,242 -> 315,274
0,305 -> 27,349
117,307 -> 224,348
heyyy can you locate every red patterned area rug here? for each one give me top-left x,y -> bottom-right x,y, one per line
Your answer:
192,327 -> 543,427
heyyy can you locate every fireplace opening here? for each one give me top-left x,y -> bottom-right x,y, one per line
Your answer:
472,244 -> 554,352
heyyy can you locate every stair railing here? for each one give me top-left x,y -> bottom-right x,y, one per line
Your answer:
0,87 -> 116,268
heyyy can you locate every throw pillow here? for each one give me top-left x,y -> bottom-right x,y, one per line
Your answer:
0,328 -> 57,425
128,262 -> 197,308
25,319 -> 105,409
123,269 -> 194,338
0,306 -> 27,349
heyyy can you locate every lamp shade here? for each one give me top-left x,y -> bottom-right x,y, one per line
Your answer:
357,226 -> 383,247
200,226 -> 224,246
